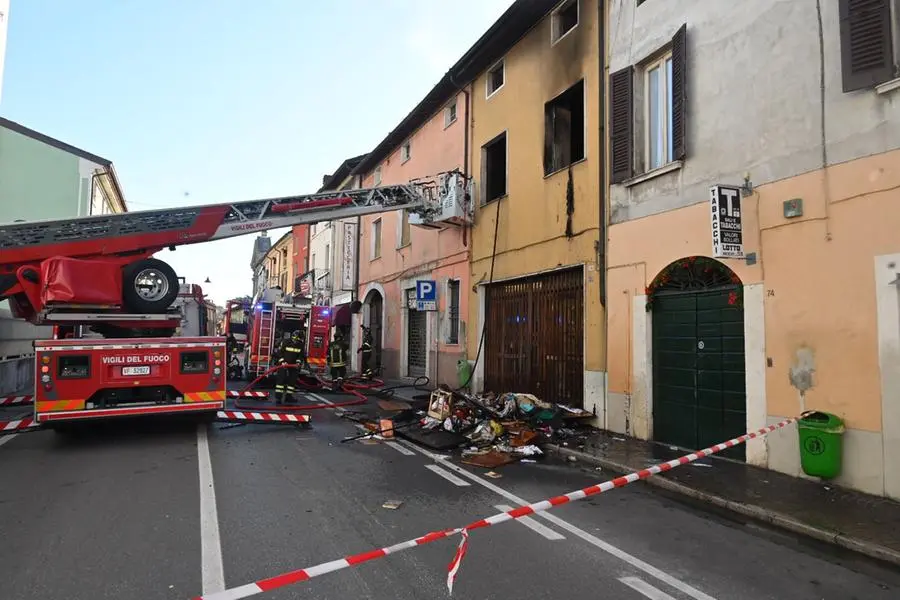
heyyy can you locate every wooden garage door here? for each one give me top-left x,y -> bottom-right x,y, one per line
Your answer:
484,268 -> 584,406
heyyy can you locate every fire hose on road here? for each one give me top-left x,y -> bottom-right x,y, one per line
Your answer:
191,415 -> 806,600
229,363 -> 430,412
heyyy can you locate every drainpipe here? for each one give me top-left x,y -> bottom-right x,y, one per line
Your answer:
598,0 -> 609,429
449,73 -> 471,248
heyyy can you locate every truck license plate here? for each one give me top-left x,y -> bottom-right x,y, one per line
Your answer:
122,366 -> 151,376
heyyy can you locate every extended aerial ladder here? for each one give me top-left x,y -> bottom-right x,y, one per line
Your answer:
0,172 -> 472,330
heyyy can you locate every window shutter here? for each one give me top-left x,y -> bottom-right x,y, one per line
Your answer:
671,24 -> 688,162
609,66 -> 634,184
839,0 -> 895,92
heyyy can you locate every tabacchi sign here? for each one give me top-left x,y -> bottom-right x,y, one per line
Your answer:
709,185 -> 744,259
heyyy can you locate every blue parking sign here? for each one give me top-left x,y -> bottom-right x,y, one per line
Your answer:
415,280 -> 437,311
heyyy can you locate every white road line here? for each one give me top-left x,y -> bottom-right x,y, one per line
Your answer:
424,464 -> 471,487
0,434 -> 17,448
396,440 -> 717,600
619,577 -> 679,599
197,424 -> 226,594
309,393 -> 334,405
494,504 -> 565,540
385,441 -> 416,456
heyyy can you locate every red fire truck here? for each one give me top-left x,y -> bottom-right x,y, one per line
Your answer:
244,288 -> 313,379
0,173 -> 468,426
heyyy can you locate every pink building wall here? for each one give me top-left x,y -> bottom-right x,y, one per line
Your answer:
357,91 -> 470,386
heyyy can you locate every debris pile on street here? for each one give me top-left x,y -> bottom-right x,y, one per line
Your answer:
346,387 -> 595,468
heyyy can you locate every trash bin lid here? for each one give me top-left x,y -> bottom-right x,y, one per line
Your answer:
799,411 -> 844,431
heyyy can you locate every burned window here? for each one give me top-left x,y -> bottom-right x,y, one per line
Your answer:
482,132 -> 507,203
552,0 -> 579,43
544,79 -> 585,175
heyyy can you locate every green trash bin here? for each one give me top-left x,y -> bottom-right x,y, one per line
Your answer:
798,411 -> 845,479
457,359 -> 472,389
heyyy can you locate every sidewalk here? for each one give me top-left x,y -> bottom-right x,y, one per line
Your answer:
547,429 -> 900,567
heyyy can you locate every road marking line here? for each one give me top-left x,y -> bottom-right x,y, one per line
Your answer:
396,439 -> 717,600
424,464 -> 471,487
198,424 -> 226,594
0,434 -> 17,448
309,393 -> 334,405
495,504 -> 565,540
385,441 -> 415,456
619,577 -> 678,599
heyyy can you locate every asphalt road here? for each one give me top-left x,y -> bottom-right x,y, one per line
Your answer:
1,395 -> 899,600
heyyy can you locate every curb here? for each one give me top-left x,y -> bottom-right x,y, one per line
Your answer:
547,443 -> 900,568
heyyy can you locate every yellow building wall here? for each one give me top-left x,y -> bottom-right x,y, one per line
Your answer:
467,0 -> 605,380
606,148 -> 900,496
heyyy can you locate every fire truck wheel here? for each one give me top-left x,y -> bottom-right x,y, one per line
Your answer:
122,258 -> 180,313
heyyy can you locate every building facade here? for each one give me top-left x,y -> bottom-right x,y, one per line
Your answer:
290,224 -> 310,300
250,232 -> 272,297
605,0 -> 900,498
0,117 -> 128,395
308,155 -> 365,308
463,0 -> 606,415
264,231 -> 294,293
354,90 -> 470,385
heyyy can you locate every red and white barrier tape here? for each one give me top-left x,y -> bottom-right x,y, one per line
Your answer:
191,416 -> 798,600
227,391 -> 269,398
216,410 -> 310,424
0,395 -> 33,406
0,417 -> 40,434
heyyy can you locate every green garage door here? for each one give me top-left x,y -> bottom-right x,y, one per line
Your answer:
651,288 -> 746,461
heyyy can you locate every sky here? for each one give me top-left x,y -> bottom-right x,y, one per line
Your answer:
1,0 -> 514,306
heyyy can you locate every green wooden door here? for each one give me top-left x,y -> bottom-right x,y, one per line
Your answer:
652,288 -> 746,461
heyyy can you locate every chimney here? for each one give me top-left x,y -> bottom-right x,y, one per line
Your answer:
322,174 -> 332,187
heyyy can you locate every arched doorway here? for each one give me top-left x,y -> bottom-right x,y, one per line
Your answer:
364,289 -> 384,375
647,256 -> 746,461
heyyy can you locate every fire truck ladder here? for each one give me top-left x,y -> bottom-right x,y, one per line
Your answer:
0,172 -> 469,324
254,306 -> 275,375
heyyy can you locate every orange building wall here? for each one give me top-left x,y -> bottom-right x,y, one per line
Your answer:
357,91 -> 470,385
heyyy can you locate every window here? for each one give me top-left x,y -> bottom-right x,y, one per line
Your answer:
608,24 -> 687,184
311,253 -> 316,269
839,0 -> 900,92
445,100 -> 458,127
644,53 -> 673,171
374,166 -> 383,186
325,244 -> 330,268
481,132 -> 507,203
486,60 -> 505,97
551,0 -> 578,44
637,0 -> 648,6
371,219 -> 382,259
398,210 -> 411,247
544,79 -> 585,175
447,279 -> 460,344
401,141 -> 411,163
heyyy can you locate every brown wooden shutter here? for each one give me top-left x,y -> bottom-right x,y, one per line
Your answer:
839,0 -> 895,92
671,24 -> 688,162
609,66 -> 634,184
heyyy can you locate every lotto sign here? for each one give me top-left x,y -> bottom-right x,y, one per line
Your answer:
415,280 -> 437,311
709,185 -> 744,258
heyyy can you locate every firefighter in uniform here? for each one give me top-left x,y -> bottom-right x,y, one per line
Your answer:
274,330 -> 304,404
358,325 -> 374,379
327,328 -> 348,383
